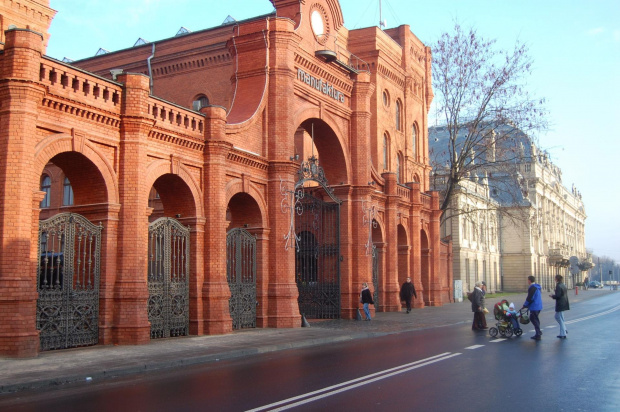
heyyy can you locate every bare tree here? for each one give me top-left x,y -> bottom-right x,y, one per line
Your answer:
429,23 -> 547,216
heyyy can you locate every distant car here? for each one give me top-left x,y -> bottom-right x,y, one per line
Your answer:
588,281 -> 603,289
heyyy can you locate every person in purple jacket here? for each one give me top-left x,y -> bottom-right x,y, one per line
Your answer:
522,275 -> 543,340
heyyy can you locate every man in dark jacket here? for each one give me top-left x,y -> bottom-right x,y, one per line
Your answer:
400,277 -> 417,313
550,274 -> 570,339
471,281 -> 487,330
522,275 -> 543,340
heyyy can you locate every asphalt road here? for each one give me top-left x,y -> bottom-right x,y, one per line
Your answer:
1,292 -> 618,412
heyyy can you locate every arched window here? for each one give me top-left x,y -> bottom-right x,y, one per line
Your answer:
397,152 -> 404,183
412,123 -> 418,158
383,133 -> 389,171
396,155 -> 401,183
63,177 -> 74,206
395,100 -> 402,131
194,94 -> 209,109
40,175 -> 51,208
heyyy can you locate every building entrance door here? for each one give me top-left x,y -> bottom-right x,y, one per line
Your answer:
147,218 -> 190,339
372,246 -> 381,308
226,228 -> 257,330
37,213 -> 103,351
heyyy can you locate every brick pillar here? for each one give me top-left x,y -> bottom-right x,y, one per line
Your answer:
409,182 -> 424,308
0,29 -> 46,357
263,19 -> 301,328
251,227 -> 270,328
266,163 -> 300,328
201,106 -> 233,334
113,73 -> 153,344
382,172 -> 401,311
346,72 -> 376,316
182,216 -> 206,335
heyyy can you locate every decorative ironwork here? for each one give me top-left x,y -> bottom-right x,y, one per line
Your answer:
37,213 -> 103,351
362,200 -> 378,257
296,191 -> 341,319
226,228 -> 257,330
281,177 -> 304,251
148,218 -> 190,339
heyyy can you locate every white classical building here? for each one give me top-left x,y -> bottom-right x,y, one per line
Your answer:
430,126 -> 589,293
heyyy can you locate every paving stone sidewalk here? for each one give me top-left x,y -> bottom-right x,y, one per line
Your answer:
0,288 -> 611,394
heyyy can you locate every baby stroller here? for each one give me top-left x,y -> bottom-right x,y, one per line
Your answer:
489,300 -> 528,338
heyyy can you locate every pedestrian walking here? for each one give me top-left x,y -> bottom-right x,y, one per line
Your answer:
471,281 -> 487,330
550,274 -> 570,339
522,275 -> 543,340
360,283 -> 374,321
399,277 -> 417,313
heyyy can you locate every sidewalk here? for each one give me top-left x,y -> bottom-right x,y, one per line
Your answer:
0,288 -> 611,394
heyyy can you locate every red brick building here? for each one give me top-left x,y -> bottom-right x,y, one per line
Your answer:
0,0 -> 452,357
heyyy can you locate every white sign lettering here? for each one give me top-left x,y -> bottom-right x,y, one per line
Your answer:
297,68 -> 345,103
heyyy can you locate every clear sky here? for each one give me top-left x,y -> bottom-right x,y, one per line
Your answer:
46,0 -> 620,262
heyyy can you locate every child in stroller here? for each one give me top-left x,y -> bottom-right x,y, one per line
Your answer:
489,300 -> 526,338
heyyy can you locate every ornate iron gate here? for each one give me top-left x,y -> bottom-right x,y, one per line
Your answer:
296,191 -> 341,319
372,246 -> 381,308
148,218 -> 190,339
226,228 -> 257,330
37,213 -> 102,351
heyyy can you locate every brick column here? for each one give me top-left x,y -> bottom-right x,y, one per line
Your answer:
181,216 -> 206,335
113,73 -> 153,344
346,72 -> 376,316
251,227 -> 270,328
382,172 -> 401,311
201,106 -> 233,334
0,29 -> 46,357
266,162 -> 299,328
410,182 -> 424,308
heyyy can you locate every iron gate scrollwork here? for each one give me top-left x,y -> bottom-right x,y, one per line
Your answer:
226,228 -> 257,330
296,191 -> 341,319
37,213 -> 103,351
148,218 -> 190,339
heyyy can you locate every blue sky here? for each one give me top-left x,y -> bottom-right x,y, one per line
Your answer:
46,0 -> 620,262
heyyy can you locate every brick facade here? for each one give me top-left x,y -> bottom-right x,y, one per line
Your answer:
0,0 -> 452,357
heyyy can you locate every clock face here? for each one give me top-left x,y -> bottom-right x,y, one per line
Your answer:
311,10 -> 325,38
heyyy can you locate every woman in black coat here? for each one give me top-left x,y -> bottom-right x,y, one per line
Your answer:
360,283 -> 374,321
550,274 -> 570,338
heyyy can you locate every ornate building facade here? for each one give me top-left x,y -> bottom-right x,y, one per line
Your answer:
430,125 -> 587,294
0,0 -> 452,357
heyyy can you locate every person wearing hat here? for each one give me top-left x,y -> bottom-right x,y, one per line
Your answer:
471,281 -> 487,330
505,302 -> 521,332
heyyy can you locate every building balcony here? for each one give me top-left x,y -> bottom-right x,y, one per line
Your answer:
548,246 -> 570,267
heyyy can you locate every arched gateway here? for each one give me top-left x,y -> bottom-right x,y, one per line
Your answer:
294,155 -> 342,319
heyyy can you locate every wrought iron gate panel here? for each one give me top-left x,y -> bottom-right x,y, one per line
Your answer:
37,213 -> 102,351
226,228 -> 257,330
148,218 -> 190,339
296,192 -> 341,319
372,246 -> 381,307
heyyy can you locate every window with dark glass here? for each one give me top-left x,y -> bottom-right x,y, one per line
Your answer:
41,175 -> 51,208
63,177 -> 74,206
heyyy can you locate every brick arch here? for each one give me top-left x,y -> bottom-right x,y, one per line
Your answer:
144,159 -> 204,218
224,179 -> 268,229
34,133 -> 119,203
293,107 -> 351,184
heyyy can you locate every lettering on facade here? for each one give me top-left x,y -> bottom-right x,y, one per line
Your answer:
297,68 -> 345,103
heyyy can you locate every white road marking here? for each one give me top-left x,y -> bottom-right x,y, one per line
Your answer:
465,345 -> 485,349
490,339 -> 506,343
246,352 -> 461,412
566,305 -> 620,324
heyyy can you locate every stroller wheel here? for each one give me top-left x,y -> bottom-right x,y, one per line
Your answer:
515,328 -> 523,337
504,328 -> 513,338
498,328 -> 505,337
489,327 -> 498,338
